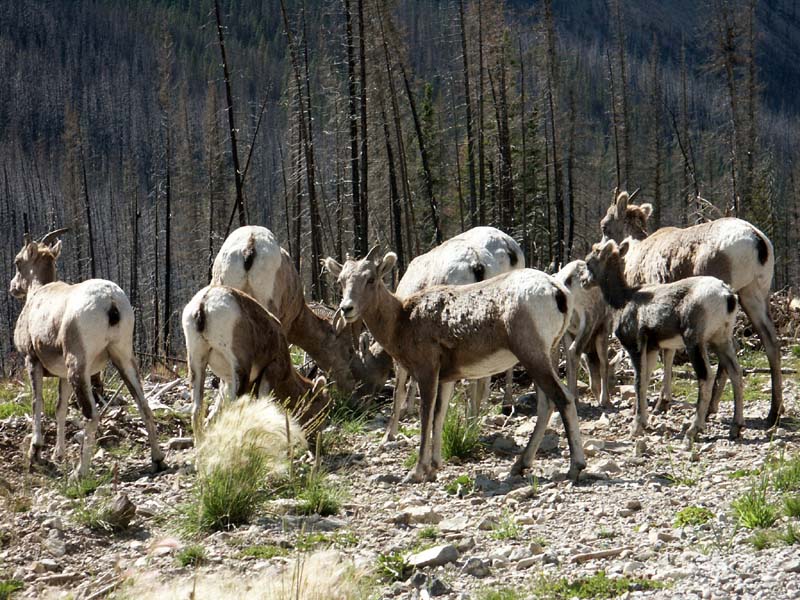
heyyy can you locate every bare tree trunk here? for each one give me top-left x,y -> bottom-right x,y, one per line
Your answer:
344,0 -> 362,254
213,0 -> 246,228
606,48 -> 621,191
380,98 -> 405,273
477,0 -> 486,224
611,0 -> 631,185
459,0 -> 478,227
357,0 -> 369,255
79,140 -> 96,279
566,89 -> 576,261
519,35 -> 529,260
544,0 -> 563,268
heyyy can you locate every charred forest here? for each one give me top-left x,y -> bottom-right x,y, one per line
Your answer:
1,0 -> 800,375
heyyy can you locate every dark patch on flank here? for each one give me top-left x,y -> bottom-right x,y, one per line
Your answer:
727,294 -> 737,313
243,234 -> 257,271
507,241 -> 519,266
472,262 -> 485,282
107,303 -> 120,327
689,346 -> 709,381
195,302 -> 206,332
555,287 -> 568,314
754,232 -> 769,265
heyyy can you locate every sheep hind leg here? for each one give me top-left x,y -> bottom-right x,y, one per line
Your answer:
511,390 -> 553,477
512,342 -> 585,482
654,349 -> 675,414
714,341 -> 744,439
51,378 -> 72,462
684,345 -> 714,448
431,381 -> 455,474
26,358 -> 45,465
187,348 -> 210,442
66,360 -> 98,481
108,345 -> 166,471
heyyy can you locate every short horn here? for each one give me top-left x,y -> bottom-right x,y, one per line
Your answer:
628,187 -> 642,203
40,227 -> 70,246
365,245 -> 381,262
23,232 -> 32,245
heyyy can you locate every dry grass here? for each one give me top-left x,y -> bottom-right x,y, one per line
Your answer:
121,550 -> 372,599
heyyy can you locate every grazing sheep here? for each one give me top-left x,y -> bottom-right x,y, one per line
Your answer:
10,230 -> 165,479
599,190 -> 780,426
182,285 -> 330,441
582,239 -> 744,444
324,247 -> 585,483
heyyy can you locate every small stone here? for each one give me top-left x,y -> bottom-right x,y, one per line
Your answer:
477,516 -> 499,530
36,572 -> 80,585
538,433 -> 560,453
409,571 -> 427,588
372,473 -> 401,485
428,577 -> 450,596
583,439 -> 605,457
542,553 -> 560,565
45,537 -> 67,558
492,436 -> 518,453
625,499 -> 642,511
529,541 -> 545,555
404,505 -> 442,525
649,530 -> 678,544
619,385 -> 636,402
42,517 -> 63,531
167,437 -> 194,451
516,557 -> 538,570
782,559 -> 800,573
633,439 -> 647,457
596,460 -> 621,474
462,557 -> 491,578
623,560 -> 644,575
439,516 -> 469,532
406,544 -> 459,568
509,547 -> 532,561
618,509 -> 634,517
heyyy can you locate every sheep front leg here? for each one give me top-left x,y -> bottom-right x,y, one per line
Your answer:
431,381 -> 456,474
52,378 -> 72,462
654,349 -> 675,413
26,357 -> 45,464
628,347 -> 650,438
403,369 -> 438,484
383,363 -> 410,444
511,389 -> 553,476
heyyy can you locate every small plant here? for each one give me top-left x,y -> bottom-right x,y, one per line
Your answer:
418,526 -> 438,540
784,495 -> 800,518
404,449 -> 419,469
491,510 -> 520,541
444,474 -> 474,496
0,580 -> 23,600
474,588 -> 524,600
749,529 -> 776,550
294,469 -> 344,517
532,570 -> 664,599
0,401 -> 29,419
791,345 -> 800,359
176,544 -> 207,567
238,544 -> 288,560
779,523 -> 800,546
663,446 -> 700,486
729,468 -> 758,479
441,400 -> 482,461
597,528 -> 617,540
674,506 -> 714,528
731,480 -> 777,529
61,471 -> 111,499
295,530 -> 358,552
376,551 -> 411,583
772,454 -> 800,492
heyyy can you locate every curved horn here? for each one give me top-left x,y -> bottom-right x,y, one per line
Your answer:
365,245 -> 382,262
23,232 -> 32,245
40,228 -> 70,246
628,187 -> 642,203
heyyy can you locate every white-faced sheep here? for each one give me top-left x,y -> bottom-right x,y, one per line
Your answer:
599,190 -> 780,426
582,239 -> 744,444
381,226 -> 524,442
324,247 -> 585,483
182,285 -> 330,442
10,230 -> 165,479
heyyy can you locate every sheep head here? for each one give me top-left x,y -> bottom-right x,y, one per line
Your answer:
600,189 -> 652,243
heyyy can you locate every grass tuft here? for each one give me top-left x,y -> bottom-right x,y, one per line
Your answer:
731,480 -> 778,529
61,471 -> 111,500
772,454 -> 800,492
674,506 -> 714,528
784,494 -> 800,518
0,580 -> 23,600
376,551 -> 411,583
532,570 -> 664,599
176,544 -> 207,567
779,523 -> 800,546
238,544 -> 288,560
491,510 -> 520,541
294,469 -> 344,517
474,588 -> 524,600
417,526 -> 438,540
444,474 -> 474,496
441,400 -> 482,461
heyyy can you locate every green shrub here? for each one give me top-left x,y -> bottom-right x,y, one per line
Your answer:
779,523 -> 800,546
674,506 -> 714,528
732,481 -> 778,529
238,544 -> 288,560
773,455 -> 800,492
474,589 -> 524,600
784,495 -> 800,518
0,580 -> 23,600
441,402 -> 481,461
376,551 -> 411,583
444,474 -> 474,496
176,544 -> 207,567
294,469 -> 344,517
61,471 -> 111,499
532,570 -> 664,599
491,510 -> 520,541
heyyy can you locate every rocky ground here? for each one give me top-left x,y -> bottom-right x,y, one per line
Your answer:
1,350 -> 799,600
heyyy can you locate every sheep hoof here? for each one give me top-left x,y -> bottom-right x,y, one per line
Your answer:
151,458 -> 168,473
402,468 -> 426,484
729,424 -> 743,440
765,409 -> 781,430
567,464 -> 584,483
629,422 -> 646,439
379,431 -> 396,446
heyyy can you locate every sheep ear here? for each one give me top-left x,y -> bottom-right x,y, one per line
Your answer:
600,240 -> 617,258
615,191 -> 629,215
618,239 -> 631,257
640,203 -> 653,219
49,240 -> 62,259
377,252 -> 397,278
365,245 -> 382,263
322,257 -> 342,278
312,376 -> 327,395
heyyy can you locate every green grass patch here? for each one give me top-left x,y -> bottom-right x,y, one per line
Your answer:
729,468 -> 759,479
474,588 -> 525,600
238,544 -> 288,560
399,425 -> 420,438
0,580 -> 23,600
403,449 -> 418,470
444,474 -> 474,496
674,506 -> 714,528
376,551 -> 411,583
0,401 -> 28,419
748,529 -> 776,550
441,400 -> 482,461
532,570 -> 664,599
61,471 -> 111,499
176,544 -> 207,567
417,526 -> 438,541
779,523 -> 800,545
491,510 -> 521,541
295,530 -> 358,552
784,495 -> 800,518
772,454 -> 800,492
293,468 -> 344,517
732,480 -> 778,529
597,528 -> 617,540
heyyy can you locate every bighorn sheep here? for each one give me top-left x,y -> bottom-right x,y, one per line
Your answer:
211,226 -> 391,398
554,260 -> 612,408
600,191 -> 781,426
10,230 -> 165,478
582,239 -> 744,444
383,226 -> 524,442
323,247 -> 585,483
182,285 -> 330,441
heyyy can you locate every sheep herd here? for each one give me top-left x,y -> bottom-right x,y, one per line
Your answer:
10,190 -> 782,485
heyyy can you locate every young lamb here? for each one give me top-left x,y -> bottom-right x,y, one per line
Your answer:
324,247 -> 585,483
383,226 -> 525,442
211,226 -> 391,398
10,230 -> 165,479
182,285 -> 330,442
599,190 -> 780,426
554,260 -> 613,408
582,239 -> 744,444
